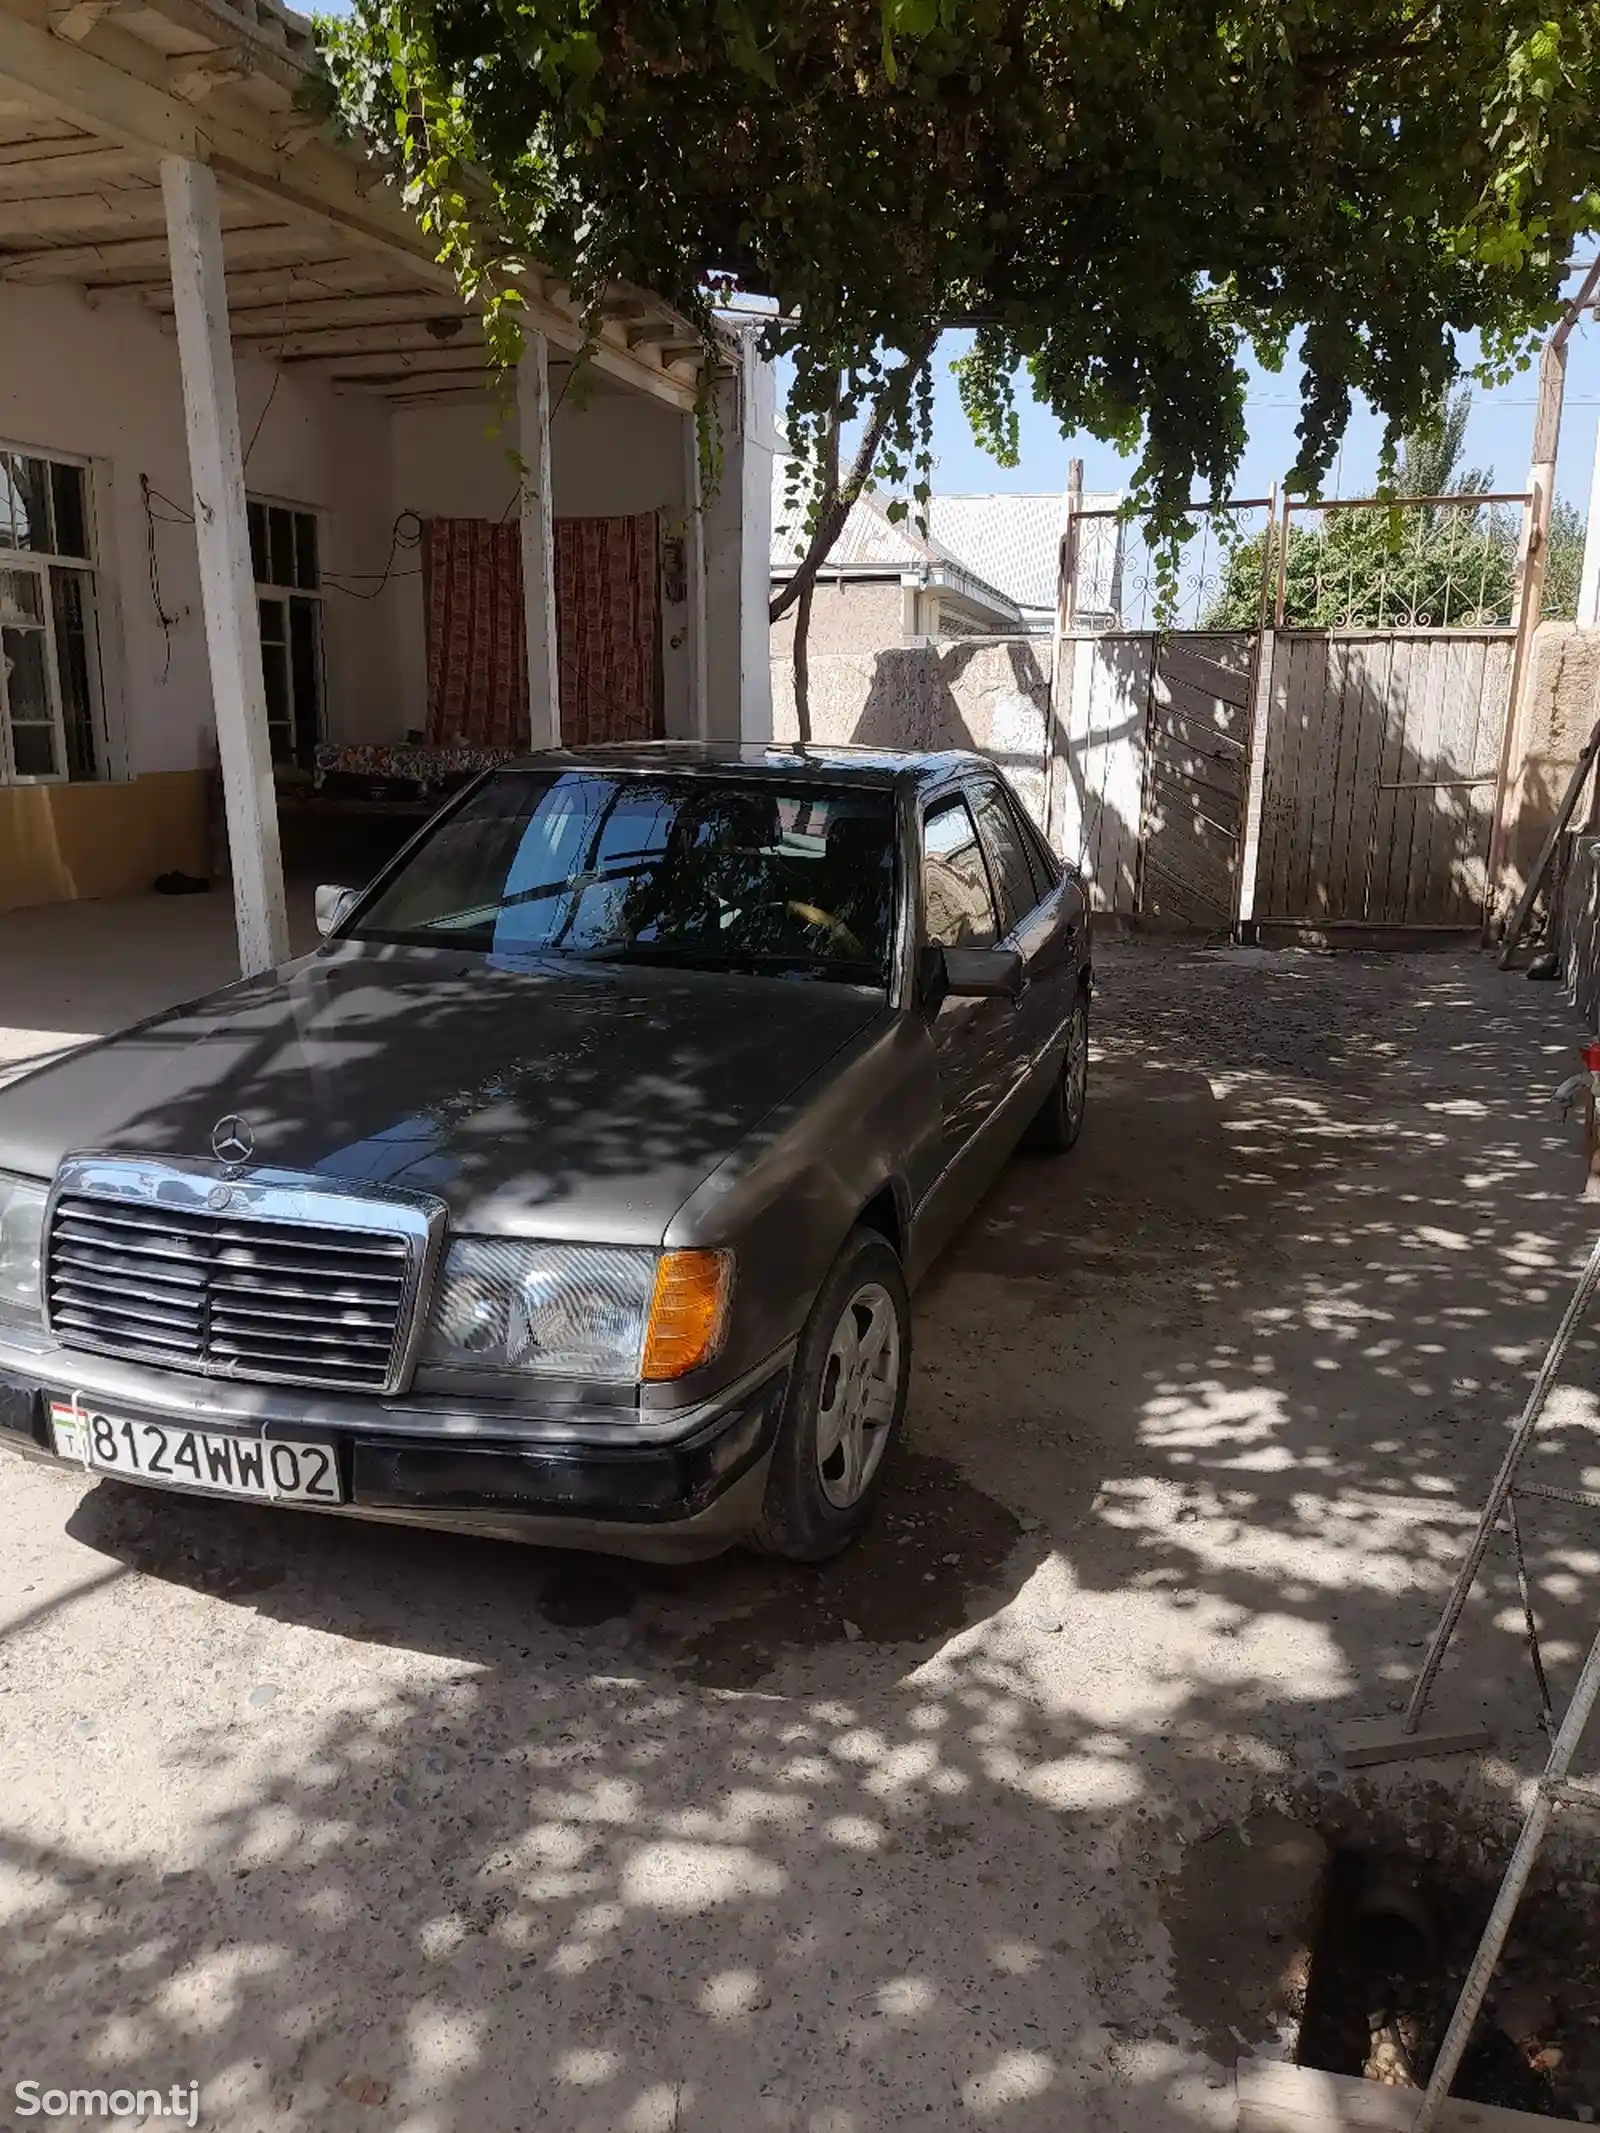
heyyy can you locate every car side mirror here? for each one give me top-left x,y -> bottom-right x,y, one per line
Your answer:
924,942 -> 1026,1004
315,884 -> 359,939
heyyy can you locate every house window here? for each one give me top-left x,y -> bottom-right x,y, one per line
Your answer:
248,497 -> 323,768
0,446 -> 102,784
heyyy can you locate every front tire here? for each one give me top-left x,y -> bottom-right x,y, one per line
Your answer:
751,1228 -> 911,1562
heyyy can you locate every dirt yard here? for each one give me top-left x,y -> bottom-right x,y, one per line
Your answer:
3,936 -> 1599,2131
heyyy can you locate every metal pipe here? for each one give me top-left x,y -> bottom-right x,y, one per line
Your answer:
1402,1229 -> 1600,1734
1414,1624 -> 1600,2131
1291,491 -> 1533,512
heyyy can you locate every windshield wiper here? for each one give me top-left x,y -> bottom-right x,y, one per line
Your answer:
580,944 -> 879,981
403,859 -> 655,935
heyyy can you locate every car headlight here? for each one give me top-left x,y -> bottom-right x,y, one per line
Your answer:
421,1240 -> 733,1382
0,1172 -> 48,1326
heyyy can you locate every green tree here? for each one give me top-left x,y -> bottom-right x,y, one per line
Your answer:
320,2 -> 1600,724
1205,387 -> 1586,627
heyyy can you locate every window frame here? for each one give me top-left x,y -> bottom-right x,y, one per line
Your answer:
0,440 -> 103,787
920,787 -> 1003,951
965,774 -> 1051,936
1009,790 -> 1062,898
248,493 -> 326,768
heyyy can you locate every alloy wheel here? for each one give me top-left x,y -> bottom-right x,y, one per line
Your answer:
814,1281 -> 901,1508
1063,997 -> 1089,1137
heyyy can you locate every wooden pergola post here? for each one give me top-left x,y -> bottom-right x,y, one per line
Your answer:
161,152 -> 289,977
517,329 -> 560,749
1486,257 -> 1600,932
682,412 -> 709,737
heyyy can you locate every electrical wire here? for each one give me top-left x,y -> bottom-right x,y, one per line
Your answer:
320,510 -> 425,599
242,290 -> 292,470
139,472 -> 184,683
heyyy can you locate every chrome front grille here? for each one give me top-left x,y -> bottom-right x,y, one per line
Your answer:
44,1158 -> 446,1395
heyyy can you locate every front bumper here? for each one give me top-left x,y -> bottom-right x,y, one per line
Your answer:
0,1328 -> 790,1563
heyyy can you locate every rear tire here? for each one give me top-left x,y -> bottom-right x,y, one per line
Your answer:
1027,986 -> 1089,1153
750,1228 -> 911,1562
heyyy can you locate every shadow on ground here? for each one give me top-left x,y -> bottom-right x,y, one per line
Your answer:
2,940 -> 1597,2130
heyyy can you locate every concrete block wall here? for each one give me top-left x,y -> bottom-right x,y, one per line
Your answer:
1505,622 -> 1600,898
770,580 -> 907,659
770,636 -> 1053,827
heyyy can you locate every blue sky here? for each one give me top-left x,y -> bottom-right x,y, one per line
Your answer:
917,281 -> 1600,509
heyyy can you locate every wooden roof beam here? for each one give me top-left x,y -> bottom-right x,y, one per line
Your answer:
0,186 -> 166,240
47,0 -> 138,44
0,1 -> 702,409
0,140 -> 144,188
329,362 -> 492,391
380,384 -> 496,406
0,219 -> 312,282
142,257 -> 395,307
269,329 -> 488,365
167,53 -> 251,104
224,289 -> 474,336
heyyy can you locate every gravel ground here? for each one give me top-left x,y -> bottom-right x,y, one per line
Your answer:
3,934 -> 1599,2132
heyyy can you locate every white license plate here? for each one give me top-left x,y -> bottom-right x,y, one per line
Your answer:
49,1401 -> 343,1505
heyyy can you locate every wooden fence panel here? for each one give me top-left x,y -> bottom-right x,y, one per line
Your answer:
1139,632 -> 1253,925
1254,630 -> 1514,926
1051,632 -> 1153,914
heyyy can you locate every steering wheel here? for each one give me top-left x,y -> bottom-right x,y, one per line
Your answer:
752,898 -> 867,958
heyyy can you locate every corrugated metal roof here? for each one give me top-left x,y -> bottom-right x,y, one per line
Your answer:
928,492 -> 1119,614
769,462 -> 1129,625
771,462 -> 947,572
770,460 -> 1021,623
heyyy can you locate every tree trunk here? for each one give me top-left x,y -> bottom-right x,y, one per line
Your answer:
768,330 -> 939,631
793,574 -> 814,744
785,368 -> 844,748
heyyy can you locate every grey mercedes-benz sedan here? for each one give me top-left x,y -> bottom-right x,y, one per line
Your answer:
0,744 -> 1090,1562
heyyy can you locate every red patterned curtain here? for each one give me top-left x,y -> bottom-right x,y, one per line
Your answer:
554,514 -> 659,746
423,519 -> 529,747
424,513 -> 659,749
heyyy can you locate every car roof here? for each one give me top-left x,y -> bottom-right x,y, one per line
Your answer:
503,740 -> 989,791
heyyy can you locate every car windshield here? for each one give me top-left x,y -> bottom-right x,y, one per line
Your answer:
348,769 -> 899,985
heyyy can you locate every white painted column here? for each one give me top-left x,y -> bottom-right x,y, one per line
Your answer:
1579,413 -> 1600,628
738,335 -> 776,742
161,154 -> 288,976
702,327 -> 776,741
681,413 -> 708,736
517,330 -> 560,748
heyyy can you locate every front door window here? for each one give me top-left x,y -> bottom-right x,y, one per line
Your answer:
249,497 -> 324,767
0,447 -> 101,784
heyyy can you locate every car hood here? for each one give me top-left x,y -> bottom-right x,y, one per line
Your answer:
0,942 -> 889,1243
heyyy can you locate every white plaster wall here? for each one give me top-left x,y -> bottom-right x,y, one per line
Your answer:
388,386 -> 695,739
0,280 -> 403,774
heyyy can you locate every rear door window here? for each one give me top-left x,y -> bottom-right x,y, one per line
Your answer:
969,781 -> 1044,935
923,796 -> 1000,948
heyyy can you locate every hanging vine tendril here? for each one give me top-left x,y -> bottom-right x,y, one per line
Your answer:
316,0 -> 1600,646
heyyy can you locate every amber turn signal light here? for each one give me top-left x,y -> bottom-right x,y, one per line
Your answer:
641,1249 -> 734,1381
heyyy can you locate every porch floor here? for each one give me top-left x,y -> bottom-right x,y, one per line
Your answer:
0,881 -> 320,1079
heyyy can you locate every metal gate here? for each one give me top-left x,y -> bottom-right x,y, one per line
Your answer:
1253,631 -> 1514,927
